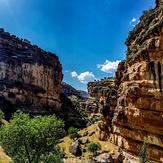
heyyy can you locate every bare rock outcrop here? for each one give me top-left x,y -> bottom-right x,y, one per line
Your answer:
109,2 -> 163,162
0,28 -> 63,119
88,78 -> 117,140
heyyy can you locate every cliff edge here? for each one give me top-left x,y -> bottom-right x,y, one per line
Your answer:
0,28 -> 63,119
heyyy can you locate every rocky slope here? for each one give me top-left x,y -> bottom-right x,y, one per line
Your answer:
0,28 -> 63,119
97,1 -> 163,162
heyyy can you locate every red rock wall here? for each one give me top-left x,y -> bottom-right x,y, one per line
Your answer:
0,28 -> 63,118
110,4 -> 163,162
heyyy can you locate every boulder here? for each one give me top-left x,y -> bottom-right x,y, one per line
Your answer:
69,140 -> 82,156
79,138 -> 89,145
94,153 -> 111,163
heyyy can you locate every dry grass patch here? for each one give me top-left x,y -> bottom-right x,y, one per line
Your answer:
59,124 -> 118,162
0,147 -> 11,163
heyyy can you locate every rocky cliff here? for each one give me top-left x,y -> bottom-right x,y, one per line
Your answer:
0,28 -> 63,119
98,1 -> 163,162
88,78 -> 115,101
88,78 -> 117,139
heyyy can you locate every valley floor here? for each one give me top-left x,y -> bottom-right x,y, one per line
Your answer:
0,123 -> 140,163
59,124 -> 118,163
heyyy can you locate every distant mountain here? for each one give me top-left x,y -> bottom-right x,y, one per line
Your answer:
61,82 -> 88,99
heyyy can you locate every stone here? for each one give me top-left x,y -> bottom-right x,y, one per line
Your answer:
79,138 -> 89,145
93,151 -> 125,163
110,151 -> 125,163
94,153 -> 111,163
69,140 -> 82,157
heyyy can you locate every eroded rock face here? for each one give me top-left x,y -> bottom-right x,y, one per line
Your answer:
0,28 -> 62,119
69,140 -> 82,157
110,4 -> 163,162
88,78 -> 117,140
156,0 -> 163,7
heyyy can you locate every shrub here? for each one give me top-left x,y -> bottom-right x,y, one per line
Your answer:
87,116 -> 99,125
0,110 -> 4,121
0,111 -> 65,163
0,110 -> 5,127
87,142 -> 101,156
68,127 -> 79,140
139,137 -> 149,163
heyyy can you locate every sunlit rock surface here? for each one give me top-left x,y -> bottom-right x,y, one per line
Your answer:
110,2 -> 163,162
0,28 -> 63,119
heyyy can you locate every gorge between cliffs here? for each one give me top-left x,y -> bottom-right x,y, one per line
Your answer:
0,0 -> 163,163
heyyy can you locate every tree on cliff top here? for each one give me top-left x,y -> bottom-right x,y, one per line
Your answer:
0,111 -> 65,163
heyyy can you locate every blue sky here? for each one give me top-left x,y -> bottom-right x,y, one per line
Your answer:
0,0 -> 155,90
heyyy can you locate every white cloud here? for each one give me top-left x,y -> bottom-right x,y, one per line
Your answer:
77,71 -> 96,83
131,18 -> 137,23
71,71 -> 96,84
97,60 -> 121,73
71,71 -> 78,77
130,17 -> 138,27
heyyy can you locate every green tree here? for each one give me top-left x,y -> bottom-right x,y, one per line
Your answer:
0,110 -> 5,126
87,142 -> 101,156
0,111 -> 65,163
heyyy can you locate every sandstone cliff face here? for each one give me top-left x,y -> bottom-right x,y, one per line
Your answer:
88,78 -> 117,140
95,1 -> 163,162
0,28 -> 62,119
88,78 -> 115,101
109,3 -> 163,162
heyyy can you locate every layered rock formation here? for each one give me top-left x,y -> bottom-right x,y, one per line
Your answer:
0,28 -> 62,119
88,78 -> 115,101
87,78 -> 116,114
88,78 -> 117,139
98,1 -> 163,162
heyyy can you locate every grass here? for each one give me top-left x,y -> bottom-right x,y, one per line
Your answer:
59,124 -> 118,162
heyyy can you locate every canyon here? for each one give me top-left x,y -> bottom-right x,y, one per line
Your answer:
0,0 -> 163,162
